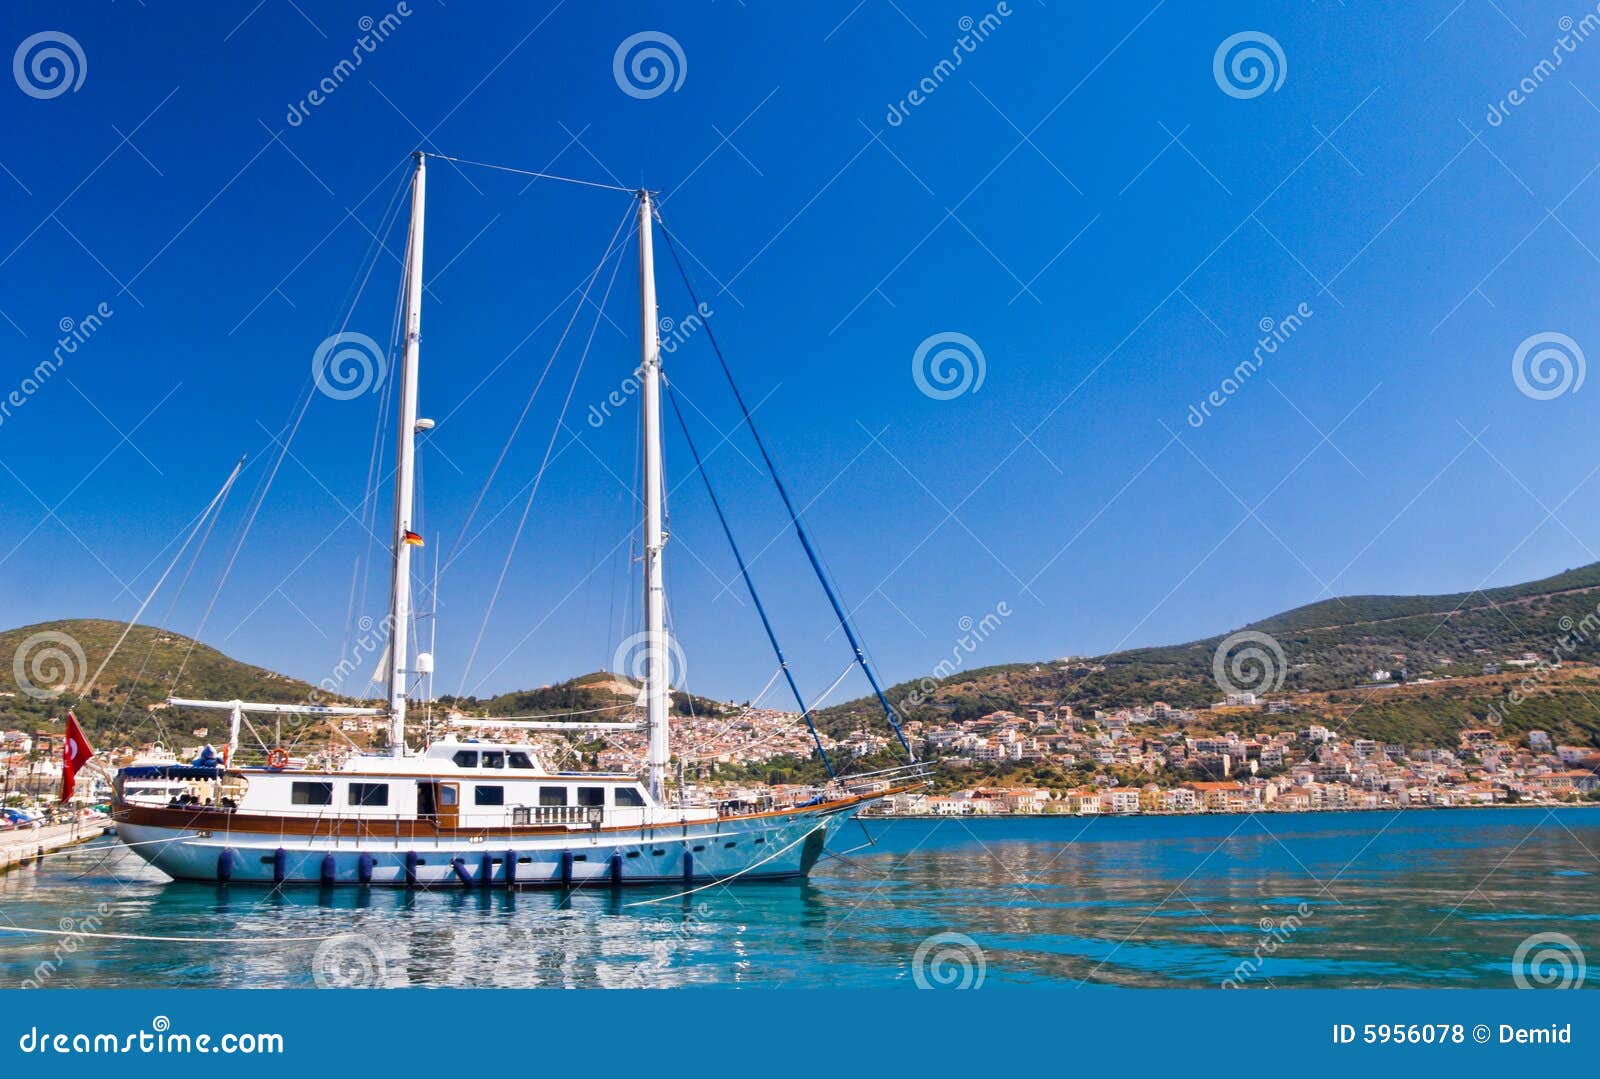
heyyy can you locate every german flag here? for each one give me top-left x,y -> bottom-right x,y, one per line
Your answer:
402,530 -> 424,547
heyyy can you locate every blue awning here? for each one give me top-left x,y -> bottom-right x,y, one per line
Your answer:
118,764 -> 223,780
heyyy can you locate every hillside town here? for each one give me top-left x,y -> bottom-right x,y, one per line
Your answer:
6,662 -> 1600,818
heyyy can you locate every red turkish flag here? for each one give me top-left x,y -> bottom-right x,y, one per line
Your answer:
60,712 -> 94,803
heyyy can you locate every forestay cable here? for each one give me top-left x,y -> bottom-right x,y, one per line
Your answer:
664,385 -> 835,777
653,211 -> 914,759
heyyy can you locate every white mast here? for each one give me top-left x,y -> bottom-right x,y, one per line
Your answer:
638,191 -> 671,801
385,151 -> 427,756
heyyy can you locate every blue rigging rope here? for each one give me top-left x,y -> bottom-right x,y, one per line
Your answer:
664,384 -> 836,778
653,211 -> 915,761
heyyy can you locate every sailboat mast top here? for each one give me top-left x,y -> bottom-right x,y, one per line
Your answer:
386,150 -> 427,756
638,190 -> 672,802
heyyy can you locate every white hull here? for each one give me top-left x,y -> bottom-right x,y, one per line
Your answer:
114,804 -> 854,888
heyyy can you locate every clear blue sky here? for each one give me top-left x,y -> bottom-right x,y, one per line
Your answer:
4,0 -> 1600,707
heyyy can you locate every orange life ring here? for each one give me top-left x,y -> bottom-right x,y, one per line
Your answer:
266,747 -> 290,771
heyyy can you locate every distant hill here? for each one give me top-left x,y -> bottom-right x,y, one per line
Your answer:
13,560 -> 1600,760
0,618 -> 330,748
817,562 -> 1600,747
0,620 -> 730,755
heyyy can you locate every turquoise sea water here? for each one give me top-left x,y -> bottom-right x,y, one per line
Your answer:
1,807 -> 1597,988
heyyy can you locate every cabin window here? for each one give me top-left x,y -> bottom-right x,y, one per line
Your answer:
349,782 -> 388,807
538,787 -> 568,807
451,750 -> 478,768
475,786 -> 505,807
615,788 -> 645,807
577,786 -> 605,807
507,752 -> 534,769
481,751 -> 505,769
439,785 -> 458,807
291,782 -> 333,806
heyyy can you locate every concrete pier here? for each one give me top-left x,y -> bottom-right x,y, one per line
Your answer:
0,816 -> 112,875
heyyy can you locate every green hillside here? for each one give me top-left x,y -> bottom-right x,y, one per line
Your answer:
12,559 -> 1600,760
818,562 -> 1600,746
0,618 -> 334,748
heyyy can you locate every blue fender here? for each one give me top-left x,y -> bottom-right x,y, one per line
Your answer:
216,848 -> 235,883
560,850 -> 574,887
610,851 -> 623,886
357,852 -> 374,884
404,850 -> 419,887
450,857 -> 473,886
271,847 -> 287,883
504,849 -> 517,888
320,853 -> 337,885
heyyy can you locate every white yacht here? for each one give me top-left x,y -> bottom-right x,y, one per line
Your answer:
111,152 -> 920,888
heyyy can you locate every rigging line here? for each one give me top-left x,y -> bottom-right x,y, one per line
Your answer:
445,200 -> 638,572
70,458 -> 245,711
811,659 -> 858,711
109,461 -> 241,728
456,213 -> 636,697
664,385 -> 835,777
173,169 -> 409,695
421,152 -> 636,194
349,185 -> 412,643
653,211 -> 914,760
